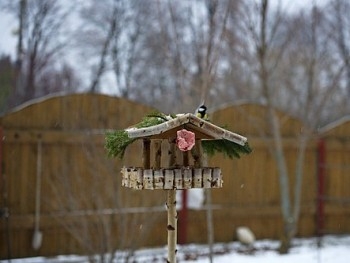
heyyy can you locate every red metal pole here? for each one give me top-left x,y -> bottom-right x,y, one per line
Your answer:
179,190 -> 188,244
179,151 -> 189,244
316,138 -> 326,237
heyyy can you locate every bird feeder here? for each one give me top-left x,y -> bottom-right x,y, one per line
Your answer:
106,113 -> 251,263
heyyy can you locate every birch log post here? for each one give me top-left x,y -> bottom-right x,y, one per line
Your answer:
167,139 -> 177,263
167,189 -> 177,263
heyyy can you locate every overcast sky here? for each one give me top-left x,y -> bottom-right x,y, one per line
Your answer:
0,0 -> 329,60
0,12 -> 16,57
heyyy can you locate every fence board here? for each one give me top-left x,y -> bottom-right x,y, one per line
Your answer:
0,94 -> 349,259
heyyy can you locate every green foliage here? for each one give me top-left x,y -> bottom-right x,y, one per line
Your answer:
135,111 -> 170,128
105,111 -> 252,159
105,111 -> 170,158
202,139 -> 252,159
105,130 -> 136,159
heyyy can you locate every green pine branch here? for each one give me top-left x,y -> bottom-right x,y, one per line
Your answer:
105,111 -> 170,158
105,111 -> 252,159
202,139 -> 252,159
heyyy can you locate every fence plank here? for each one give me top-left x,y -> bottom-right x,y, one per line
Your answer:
1,94 -> 350,259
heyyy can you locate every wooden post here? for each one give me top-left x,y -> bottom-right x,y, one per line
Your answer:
191,140 -> 203,167
167,138 -> 177,263
154,139 -> 162,169
143,138 -> 151,169
183,151 -> 189,167
168,138 -> 177,168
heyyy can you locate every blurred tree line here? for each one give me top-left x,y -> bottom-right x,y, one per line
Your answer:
0,0 -> 349,123
1,0 -> 350,255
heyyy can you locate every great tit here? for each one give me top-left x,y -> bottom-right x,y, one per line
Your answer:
195,104 -> 208,120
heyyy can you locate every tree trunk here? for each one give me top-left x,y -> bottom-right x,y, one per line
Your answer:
279,219 -> 297,254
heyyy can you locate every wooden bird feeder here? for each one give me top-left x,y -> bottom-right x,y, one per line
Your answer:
106,113 -> 251,263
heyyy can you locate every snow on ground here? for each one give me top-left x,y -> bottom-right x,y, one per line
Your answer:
3,235 -> 350,263
185,236 -> 350,263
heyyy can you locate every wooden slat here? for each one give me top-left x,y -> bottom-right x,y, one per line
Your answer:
2,95 -> 350,259
164,169 -> 174,189
3,129 -> 106,144
143,169 -> 154,189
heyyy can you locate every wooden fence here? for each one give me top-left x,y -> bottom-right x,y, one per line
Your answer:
0,93 -> 349,259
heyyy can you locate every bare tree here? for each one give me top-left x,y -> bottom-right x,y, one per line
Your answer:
47,139 -> 163,262
251,1 -> 297,252
138,0 -> 240,113
80,0 -> 120,93
37,63 -> 81,95
77,0 -> 241,112
78,0 -> 147,97
326,0 -> 350,109
2,0 -> 76,106
234,0 -> 343,253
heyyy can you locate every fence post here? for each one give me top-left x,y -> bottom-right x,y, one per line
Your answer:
0,126 -> 12,259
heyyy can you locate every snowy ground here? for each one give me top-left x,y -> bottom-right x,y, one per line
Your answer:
3,235 -> 350,263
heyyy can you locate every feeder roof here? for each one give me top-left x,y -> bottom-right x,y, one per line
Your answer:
126,113 -> 247,146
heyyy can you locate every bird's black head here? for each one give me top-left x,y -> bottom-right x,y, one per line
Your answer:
198,105 -> 207,113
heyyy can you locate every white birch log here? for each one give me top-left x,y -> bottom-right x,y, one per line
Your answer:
212,167 -> 223,188
164,169 -> 175,189
193,168 -> 203,188
135,168 -> 143,189
167,189 -> 177,263
126,113 -> 247,146
130,168 -> 138,189
121,167 -> 126,187
154,169 -> 164,189
121,167 -> 130,187
183,167 -> 192,189
174,169 -> 183,189
143,169 -> 154,189
167,138 -> 177,263
121,167 -> 222,190
203,168 -> 212,188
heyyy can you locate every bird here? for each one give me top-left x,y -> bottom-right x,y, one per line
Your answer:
195,104 -> 208,120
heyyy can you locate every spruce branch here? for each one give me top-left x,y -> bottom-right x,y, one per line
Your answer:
202,139 -> 252,159
105,111 -> 170,158
105,111 -> 252,159
105,130 -> 136,159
